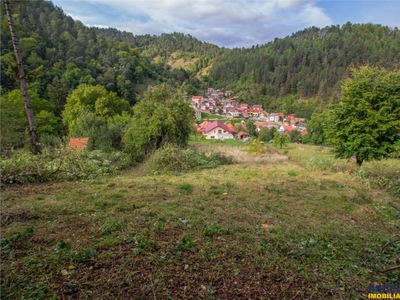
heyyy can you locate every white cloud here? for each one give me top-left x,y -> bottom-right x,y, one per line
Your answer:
295,4 -> 333,27
52,0 -> 334,47
274,0 -> 308,9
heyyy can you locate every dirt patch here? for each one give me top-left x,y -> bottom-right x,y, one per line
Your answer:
46,244 -> 317,300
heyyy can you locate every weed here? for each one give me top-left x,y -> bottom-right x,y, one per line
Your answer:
176,182 -> 194,194
202,222 -> 232,236
97,236 -> 120,247
287,170 -> 298,176
126,232 -> 153,253
101,219 -> 122,235
175,235 -> 195,253
208,185 -> 225,196
355,160 -> 400,196
55,240 -> 72,251
73,248 -> 96,263
12,226 -> 34,243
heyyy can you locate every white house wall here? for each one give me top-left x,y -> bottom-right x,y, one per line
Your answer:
204,127 -> 234,139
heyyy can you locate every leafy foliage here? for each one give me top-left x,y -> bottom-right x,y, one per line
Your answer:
247,139 -> 267,154
289,130 -> 302,143
62,84 -> 130,134
258,127 -> 277,143
0,147 -> 131,184
123,84 -> 194,160
143,145 -> 222,174
0,89 -> 62,148
273,132 -> 289,149
306,110 -> 333,145
327,66 -> 400,166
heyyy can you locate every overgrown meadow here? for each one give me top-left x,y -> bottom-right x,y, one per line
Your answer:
1,142 -> 399,299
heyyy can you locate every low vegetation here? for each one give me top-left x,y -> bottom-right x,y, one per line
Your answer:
0,147 -> 131,185
1,143 -> 399,299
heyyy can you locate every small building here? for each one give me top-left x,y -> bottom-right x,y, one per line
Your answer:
68,137 -> 88,150
202,121 -> 235,140
237,131 -> 250,140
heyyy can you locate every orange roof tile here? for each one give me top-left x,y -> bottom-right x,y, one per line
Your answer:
68,137 -> 88,150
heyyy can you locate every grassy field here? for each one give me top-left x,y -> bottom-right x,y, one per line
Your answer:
1,144 -> 399,299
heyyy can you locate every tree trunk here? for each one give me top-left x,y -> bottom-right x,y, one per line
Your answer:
4,0 -> 41,153
356,157 -> 363,167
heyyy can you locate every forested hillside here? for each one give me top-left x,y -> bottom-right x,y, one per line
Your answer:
0,0 -> 175,109
2,0 -> 400,135
132,32 -> 224,90
210,23 -> 400,102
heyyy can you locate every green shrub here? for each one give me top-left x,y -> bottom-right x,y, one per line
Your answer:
247,139 -> 266,154
143,145 -> 222,174
0,147 -> 133,184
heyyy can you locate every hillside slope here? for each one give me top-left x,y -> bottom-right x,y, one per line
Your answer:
1,144 -> 399,298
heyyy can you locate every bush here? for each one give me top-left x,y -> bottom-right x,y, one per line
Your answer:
247,139 -> 267,154
0,147 -> 133,184
354,160 -> 400,196
143,145 -> 222,174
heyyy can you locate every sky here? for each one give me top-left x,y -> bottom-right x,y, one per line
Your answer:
50,0 -> 400,48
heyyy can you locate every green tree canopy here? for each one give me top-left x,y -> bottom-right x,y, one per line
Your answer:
0,89 -> 61,148
123,84 -> 194,160
273,132 -> 289,149
62,84 -> 131,134
327,66 -> 400,166
306,110 -> 333,145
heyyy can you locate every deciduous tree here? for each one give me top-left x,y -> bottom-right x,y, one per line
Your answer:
273,132 -> 289,149
62,84 -> 130,134
123,84 -> 194,160
328,66 -> 400,166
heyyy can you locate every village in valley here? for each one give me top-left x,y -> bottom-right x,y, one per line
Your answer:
190,88 -> 308,140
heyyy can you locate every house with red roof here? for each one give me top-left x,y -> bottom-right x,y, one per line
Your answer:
225,107 -> 241,117
278,125 -> 296,133
224,98 -> 238,108
197,121 -> 211,133
201,121 -> 235,140
248,108 -> 261,118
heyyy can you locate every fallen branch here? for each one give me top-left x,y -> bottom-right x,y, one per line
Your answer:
381,265 -> 400,273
